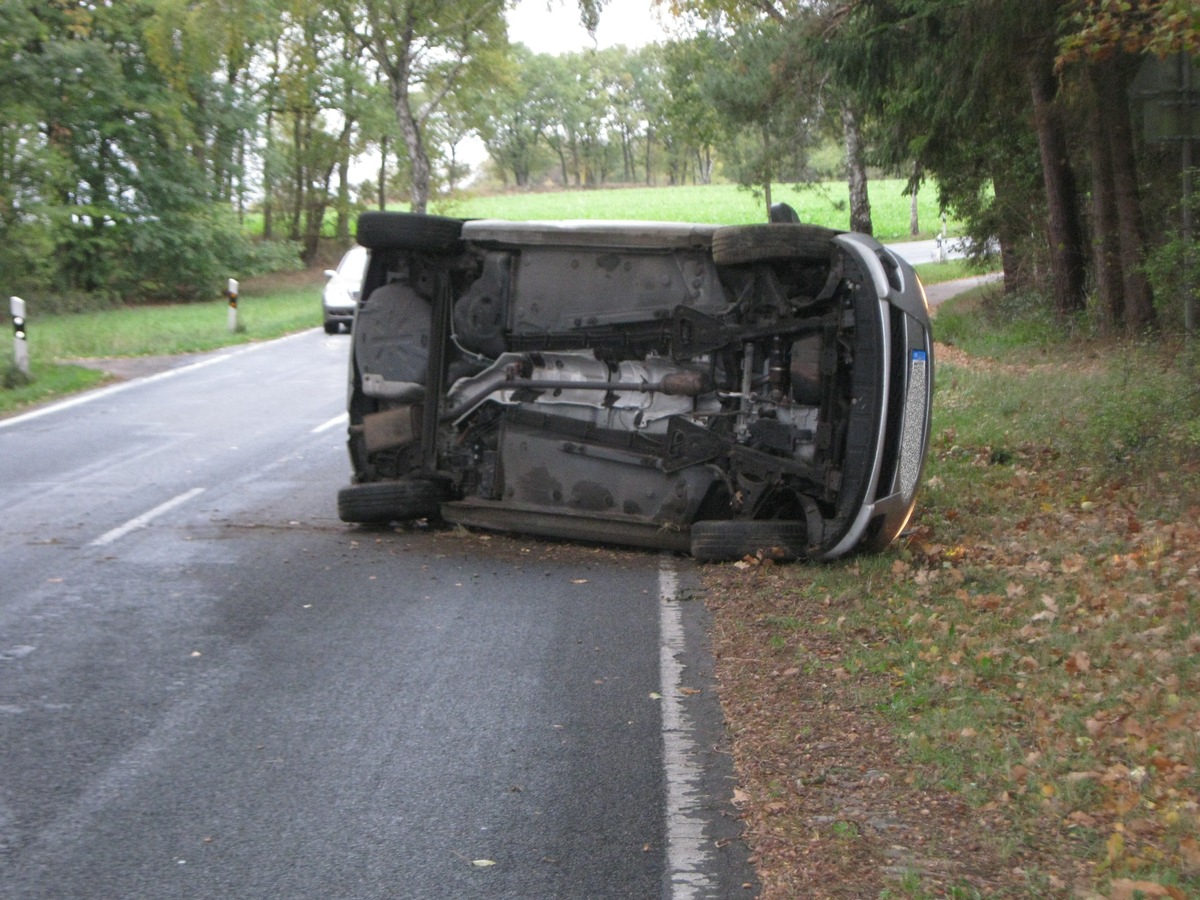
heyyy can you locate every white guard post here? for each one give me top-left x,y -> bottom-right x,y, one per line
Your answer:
226,278 -> 239,332
10,296 -> 29,376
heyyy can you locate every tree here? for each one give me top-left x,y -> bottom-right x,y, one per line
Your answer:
701,15 -> 821,216
538,52 -> 592,186
1056,0 -> 1200,331
0,0 -> 262,301
272,0 -> 357,261
663,0 -> 870,227
0,0 -> 57,294
599,45 -> 665,184
335,0 -> 507,213
143,0 -> 275,207
821,0 -> 1091,318
662,36 -> 723,184
466,44 -> 550,187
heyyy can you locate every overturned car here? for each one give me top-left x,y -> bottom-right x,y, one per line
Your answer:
337,209 -> 933,561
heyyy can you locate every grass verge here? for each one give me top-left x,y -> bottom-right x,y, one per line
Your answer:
2,361 -> 109,411
0,272 -> 322,418
704,288 -> 1200,898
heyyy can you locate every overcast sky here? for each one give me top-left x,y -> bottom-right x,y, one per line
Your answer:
506,0 -> 676,54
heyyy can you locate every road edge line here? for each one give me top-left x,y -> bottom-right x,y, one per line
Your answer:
659,556 -> 716,899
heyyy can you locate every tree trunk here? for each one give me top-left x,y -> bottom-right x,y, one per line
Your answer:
909,163 -> 921,236
262,105 -> 274,239
236,136 -> 246,224
645,128 -> 653,185
555,145 -> 569,185
336,153 -> 352,245
377,135 -> 388,210
992,163 -> 1035,295
762,123 -> 773,217
394,92 -> 431,214
261,41 -> 282,240
1085,64 -> 1125,331
335,114 -> 354,245
1100,54 -> 1156,332
289,116 -> 305,241
1027,54 -> 1087,319
843,104 -> 872,235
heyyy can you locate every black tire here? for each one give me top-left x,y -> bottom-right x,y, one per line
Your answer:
711,223 -> 842,266
356,211 -> 464,252
690,520 -> 812,562
337,479 -> 444,524
323,320 -> 339,335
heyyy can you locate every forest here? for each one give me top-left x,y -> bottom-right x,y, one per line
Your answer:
0,0 -> 1197,332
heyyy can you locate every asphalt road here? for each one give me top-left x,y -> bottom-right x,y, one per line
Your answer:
0,331 -> 752,899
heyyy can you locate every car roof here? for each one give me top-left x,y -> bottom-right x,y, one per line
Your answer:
460,219 -> 719,250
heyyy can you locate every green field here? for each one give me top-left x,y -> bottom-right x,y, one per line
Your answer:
438,179 -> 949,242
240,179 -> 951,244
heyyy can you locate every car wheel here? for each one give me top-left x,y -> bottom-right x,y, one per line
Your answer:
324,320 -> 339,334
711,223 -> 842,266
337,479 -> 445,524
690,520 -> 812,562
356,211 -> 465,252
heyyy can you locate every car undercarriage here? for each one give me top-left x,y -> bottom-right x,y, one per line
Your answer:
338,212 -> 933,561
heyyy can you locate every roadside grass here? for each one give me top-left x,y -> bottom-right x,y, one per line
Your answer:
0,273 -> 322,417
914,257 -> 990,285
705,289 -> 1200,896
1,360 -> 108,411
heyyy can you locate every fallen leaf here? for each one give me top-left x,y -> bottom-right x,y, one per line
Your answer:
1064,651 -> 1090,675
1179,836 -> 1200,872
471,859 -> 496,868
1107,879 -> 1182,899
1106,830 -> 1125,863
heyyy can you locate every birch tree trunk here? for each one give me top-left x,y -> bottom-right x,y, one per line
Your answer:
843,104 -> 872,235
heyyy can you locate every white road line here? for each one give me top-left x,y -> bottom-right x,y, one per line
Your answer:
89,488 -> 206,547
659,557 -> 716,899
311,412 -> 348,434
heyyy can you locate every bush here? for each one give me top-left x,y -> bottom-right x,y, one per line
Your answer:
1143,229 -> 1200,332
124,205 -> 256,301
0,221 -> 56,299
123,207 -> 304,301
935,284 -> 1065,358
19,290 -> 124,317
239,238 -> 304,277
